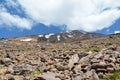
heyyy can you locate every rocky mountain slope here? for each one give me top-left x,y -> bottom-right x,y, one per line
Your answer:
37,30 -> 104,43
0,31 -> 120,80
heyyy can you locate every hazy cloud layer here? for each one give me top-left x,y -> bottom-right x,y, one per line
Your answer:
0,0 -> 120,31
115,30 -> 120,34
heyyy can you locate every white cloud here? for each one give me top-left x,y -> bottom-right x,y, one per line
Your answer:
114,30 -> 120,34
0,8 -> 32,29
5,0 -> 19,7
0,0 -> 120,31
18,0 -> 120,31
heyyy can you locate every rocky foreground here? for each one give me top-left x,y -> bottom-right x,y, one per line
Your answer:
0,34 -> 120,80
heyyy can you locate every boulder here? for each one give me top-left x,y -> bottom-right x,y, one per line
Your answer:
39,72 -> 61,80
73,75 -> 83,80
94,52 -> 103,59
91,62 -> 107,69
68,54 -> 79,70
74,64 -> 81,74
55,63 -> 68,71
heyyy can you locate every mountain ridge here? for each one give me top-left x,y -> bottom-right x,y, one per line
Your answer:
4,30 -> 105,43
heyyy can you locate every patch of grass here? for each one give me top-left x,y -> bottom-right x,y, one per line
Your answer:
108,72 -> 120,80
31,70 -> 43,77
85,47 -> 101,52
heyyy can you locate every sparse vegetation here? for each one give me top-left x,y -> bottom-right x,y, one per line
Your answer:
85,47 -> 101,52
31,70 -> 43,78
108,72 -> 120,80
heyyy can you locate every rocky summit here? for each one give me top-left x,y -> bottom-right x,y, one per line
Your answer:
0,31 -> 120,80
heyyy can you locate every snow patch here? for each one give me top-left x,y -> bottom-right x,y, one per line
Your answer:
82,32 -> 87,34
20,38 -> 32,42
38,35 -> 43,37
66,31 -> 71,33
63,36 -> 67,39
57,35 -> 60,41
67,35 -> 73,38
114,31 -> 120,34
45,34 -> 54,38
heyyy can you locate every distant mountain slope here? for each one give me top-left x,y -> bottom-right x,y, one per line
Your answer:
4,30 -> 105,43
37,30 -> 105,43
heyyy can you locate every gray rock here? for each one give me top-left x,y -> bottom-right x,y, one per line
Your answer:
73,75 -> 83,80
86,71 -> 92,78
40,72 -> 61,80
94,52 -> 103,59
91,59 -> 100,63
1,58 -> 12,66
79,54 -> 94,63
5,53 -> 15,60
74,64 -> 81,74
25,65 -> 33,71
13,66 -> 25,75
68,54 -> 79,70
92,70 -> 99,80
55,64 -> 68,71
115,64 -> 120,71
116,58 -> 120,63
96,68 -> 106,73
91,61 -> 107,69
13,65 -> 33,75
41,57 -> 47,62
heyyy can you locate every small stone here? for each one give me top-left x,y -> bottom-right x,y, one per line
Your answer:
98,72 -> 104,78
109,57 -> 116,62
7,65 -> 14,73
91,63 -> 107,69
13,66 -> 26,75
91,59 -> 100,63
55,64 -> 67,71
0,68 -> 7,75
6,74 -> 16,80
41,57 -> 47,62
73,75 -> 83,80
14,76 -> 24,80
107,67 -> 114,72
3,58 -> 12,66
94,52 -> 103,59
48,61 -> 55,65
41,47 -> 46,50
114,64 -> 120,71
16,55 -> 24,61
5,53 -> 15,60
116,58 -> 120,63
96,68 -> 106,73
99,61 -> 106,65
25,65 -> 33,71
86,71 -> 92,78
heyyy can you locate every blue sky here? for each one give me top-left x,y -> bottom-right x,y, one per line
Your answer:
0,0 -> 120,38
